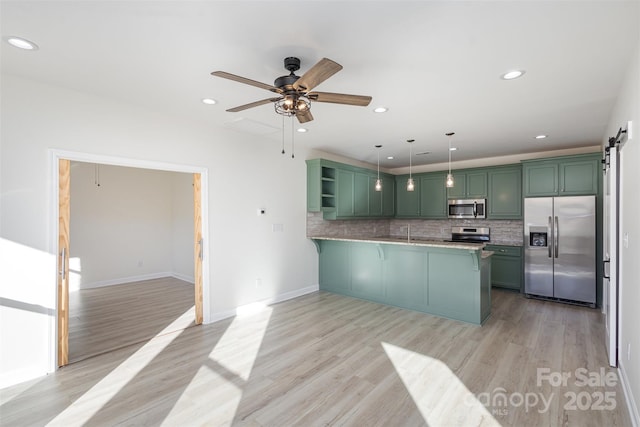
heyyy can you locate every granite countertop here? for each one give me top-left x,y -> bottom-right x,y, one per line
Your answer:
309,235 -> 487,251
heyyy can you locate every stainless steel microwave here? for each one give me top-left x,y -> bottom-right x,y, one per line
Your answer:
448,198 -> 486,219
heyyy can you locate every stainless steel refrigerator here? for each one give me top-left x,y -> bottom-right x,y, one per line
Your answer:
524,195 -> 596,305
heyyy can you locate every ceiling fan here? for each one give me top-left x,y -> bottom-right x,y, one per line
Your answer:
211,57 -> 372,123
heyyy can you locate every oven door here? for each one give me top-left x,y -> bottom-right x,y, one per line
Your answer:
448,199 -> 486,219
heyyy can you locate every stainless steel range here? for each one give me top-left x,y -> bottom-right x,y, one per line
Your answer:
448,226 -> 490,243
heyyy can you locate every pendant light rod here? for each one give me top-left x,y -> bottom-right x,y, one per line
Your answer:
375,144 -> 382,192
446,132 -> 455,188
407,139 -> 415,192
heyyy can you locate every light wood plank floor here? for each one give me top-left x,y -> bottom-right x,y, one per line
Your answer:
68,277 -> 196,363
1,289 -> 632,426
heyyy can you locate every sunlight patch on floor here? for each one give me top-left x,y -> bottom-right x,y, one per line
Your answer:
48,306 -> 196,426
162,304 -> 273,425
382,342 -> 500,426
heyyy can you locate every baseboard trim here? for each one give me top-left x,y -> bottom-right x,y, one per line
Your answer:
79,272 -> 174,289
170,272 -> 195,284
619,361 -> 640,427
207,284 -> 319,324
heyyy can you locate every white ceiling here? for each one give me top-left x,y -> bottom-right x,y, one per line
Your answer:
2,1 -> 638,168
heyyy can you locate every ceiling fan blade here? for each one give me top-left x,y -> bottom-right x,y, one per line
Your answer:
307,91 -> 372,106
293,58 -> 343,92
296,109 -> 314,123
226,97 -> 281,112
211,71 -> 282,94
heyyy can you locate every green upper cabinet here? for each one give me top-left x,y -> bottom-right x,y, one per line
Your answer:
307,159 -> 394,220
523,162 -> 559,196
306,159 -> 336,213
353,171 -> 370,216
369,176 -> 383,217
446,171 -> 487,199
382,175 -> 395,217
523,153 -> 600,197
396,175 -> 420,217
487,165 -> 522,219
420,173 -> 447,218
559,158 -> 599,195
336,169 -> 355,217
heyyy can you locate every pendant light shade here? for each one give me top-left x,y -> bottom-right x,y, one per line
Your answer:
407,139 -> 415,192
375,145 -> 382,192
446,132 -> 455,188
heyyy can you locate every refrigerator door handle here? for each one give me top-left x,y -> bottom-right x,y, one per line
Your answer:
554,216 -> 559,258
548,216 -> 553,258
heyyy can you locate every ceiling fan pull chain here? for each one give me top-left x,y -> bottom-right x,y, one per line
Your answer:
281,113 -> 285,155
291,116 -> 295,159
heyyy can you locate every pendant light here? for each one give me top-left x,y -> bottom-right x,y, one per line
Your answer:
407,139 -> 415,192
446,132 -> 455,188
374,145 -> 383,192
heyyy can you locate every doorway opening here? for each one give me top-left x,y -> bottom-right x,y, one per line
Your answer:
52,151 -> 209,367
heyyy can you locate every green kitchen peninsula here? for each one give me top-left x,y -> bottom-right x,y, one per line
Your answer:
311,237 -> 493,325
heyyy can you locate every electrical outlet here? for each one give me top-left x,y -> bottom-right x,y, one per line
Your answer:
623,232 -> 629,249
627,120 -> 633,140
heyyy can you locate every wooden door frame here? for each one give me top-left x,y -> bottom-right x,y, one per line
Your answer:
50,149 -> 209,368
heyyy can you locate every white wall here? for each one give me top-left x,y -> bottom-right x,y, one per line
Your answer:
171,172 -> 195,282
69,162 -> 193,288
603,24 -> 640,424
0,75 -> 319,387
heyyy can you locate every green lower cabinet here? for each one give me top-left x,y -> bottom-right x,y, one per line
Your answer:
383,246 -> 427,309
484,245 -> 522,291
351,243 -> 384,297
318,240 -> 351,292
315,239 -> 491,325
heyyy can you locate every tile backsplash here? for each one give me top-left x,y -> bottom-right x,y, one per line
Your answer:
307,211 -> 523,246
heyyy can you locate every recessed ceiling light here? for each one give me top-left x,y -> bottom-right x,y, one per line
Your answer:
501,70 -> 525,80
449,147 -> 458,151
387,156 -> 394,160
201,98 -> 217,105
297,128 -> 308,133
4,36 -> 39,50
373,107 -> 388,113
535,134 -> 547,139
